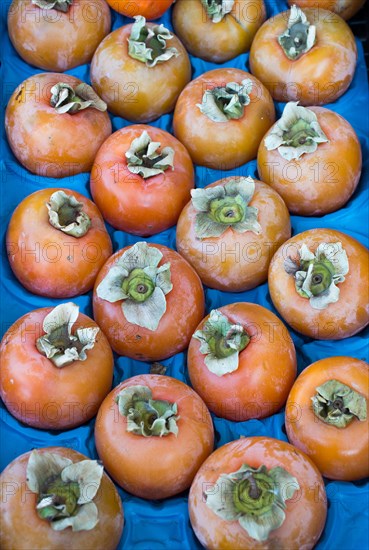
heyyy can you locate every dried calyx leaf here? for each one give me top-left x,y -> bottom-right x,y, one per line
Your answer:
206,463 -> 300,541
191,177 -> 261,239
115,385 -> 179,437
201,0 -> 234,23
197,79 -> 252,122
50,83 -> 107,114
96,242 -> 173,331
36,303 -> 99,368
284,242 -> 349,310
128,15 -> 179,67
26,451 -> 103,532
264,102 -> 328,161
125,131 -> 175,179
32,0 -> 72,11
193,309 -> 249,376
278,5 -> 316,60
46,191 -> 91,238
312,379 -> 367,428
150,362 -> 167,375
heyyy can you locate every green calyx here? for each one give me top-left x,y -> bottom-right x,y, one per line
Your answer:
278,6 -> 316,60
128,16 -> 179,67
121,268 -> 155,303
283,118 -> 322,148
193,309 -> 249,376
197,79 -> 252,122
37,479 -> 80,521
32,0 -> 72,12
206,463 -> 300,541
299,259 -> 335,297
116,385 -> 179,437
209,196 -> 245,225
201,0 -> 234,23
50,83 -> 107,114
312,379 -> 367,428
47,191 -> 91,238
125,130 -> 175,179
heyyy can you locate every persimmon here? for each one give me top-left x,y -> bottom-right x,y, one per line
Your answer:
257,102 -> 362,216
285,356 -> 369,480
90,16 -> 191,123
172,0 -> 266,63
189,436 -> 327,550
90,125 -> 194,236
94,374 -> 214,499
173,68 -> 275,169
93,241 -> 205,361
8,0 -> 111,72
176,176 -> 290,292
5,73 -> 112,177
6,188 -> 112,298
187,303 -> 297,421
0,303 -> 114,430
288,0 -> 366,20
268,229 -> 369,339
106,0 -> 174,19
0,447 -> 123,550
249,6 -> 357,105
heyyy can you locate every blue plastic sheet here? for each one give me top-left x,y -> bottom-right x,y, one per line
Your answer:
1,1 -> 368,548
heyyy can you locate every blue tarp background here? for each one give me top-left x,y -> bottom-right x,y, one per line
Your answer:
1,0 -> 368,548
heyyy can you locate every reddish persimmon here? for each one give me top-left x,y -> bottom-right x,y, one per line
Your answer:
95,374 -> 214,499
288,0 -> 366,21
106,0 -> 174,19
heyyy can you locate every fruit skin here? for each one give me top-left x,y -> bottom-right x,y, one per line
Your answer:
6,188 -> 112,298
268,229 -> 369,340
176,178 -> 291,292
287,0 -> 366,21
0,308 -> 114,430
8,0 -> 111,72
189,436 -> 327,550
93,244 -> 205,361
90,23 -> 191,123
249,8 -> 357,105
5,73 -> 112,177
95,374 -> 215,499
90,125 -> 194,236
187,302 -> 297,421
257,107 -> 362,216
286,356 -> 369,481
173,68 -> 275,169
106,0 -> 174,19
0,447 -> 123,550
172,0 -> 266,63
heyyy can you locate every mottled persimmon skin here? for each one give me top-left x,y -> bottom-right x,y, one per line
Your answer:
286,356 -> 369,480
5,73 -> 112,177
95,374 -> 214,499
90,23 -> 191,123
172,0 -> 266,63
189,437 -> 327,550
268,229 -> 369,339
288,0 -> 366,21
188,302 -> 297,421
250,8 -> 357,105
6,188 -> 112,298
0,447 -> 123,550
8,0 -> 111,71
258,107 -> 362,216
0,309 -> 114,430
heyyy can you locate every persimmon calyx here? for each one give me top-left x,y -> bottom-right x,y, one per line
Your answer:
201,0 -> 234,23
264,102 -> 328,160
50,83 -> 107,114
191,177 -> 261,239
96,242 -> 173,331
284,242 -> 349,309
205,463 -> 299,541
26,451 -> 103,531
197,79 -> 252,122
193,309 -> 249,376
32,0 -> 72,12
128,16 -> 179,67
115,385 -> 179,437
46,191 -> 91,237
36,302 -> 99,368
278,5 -> 316,60
312,379 -> 367,428
126,130 -> 175,178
